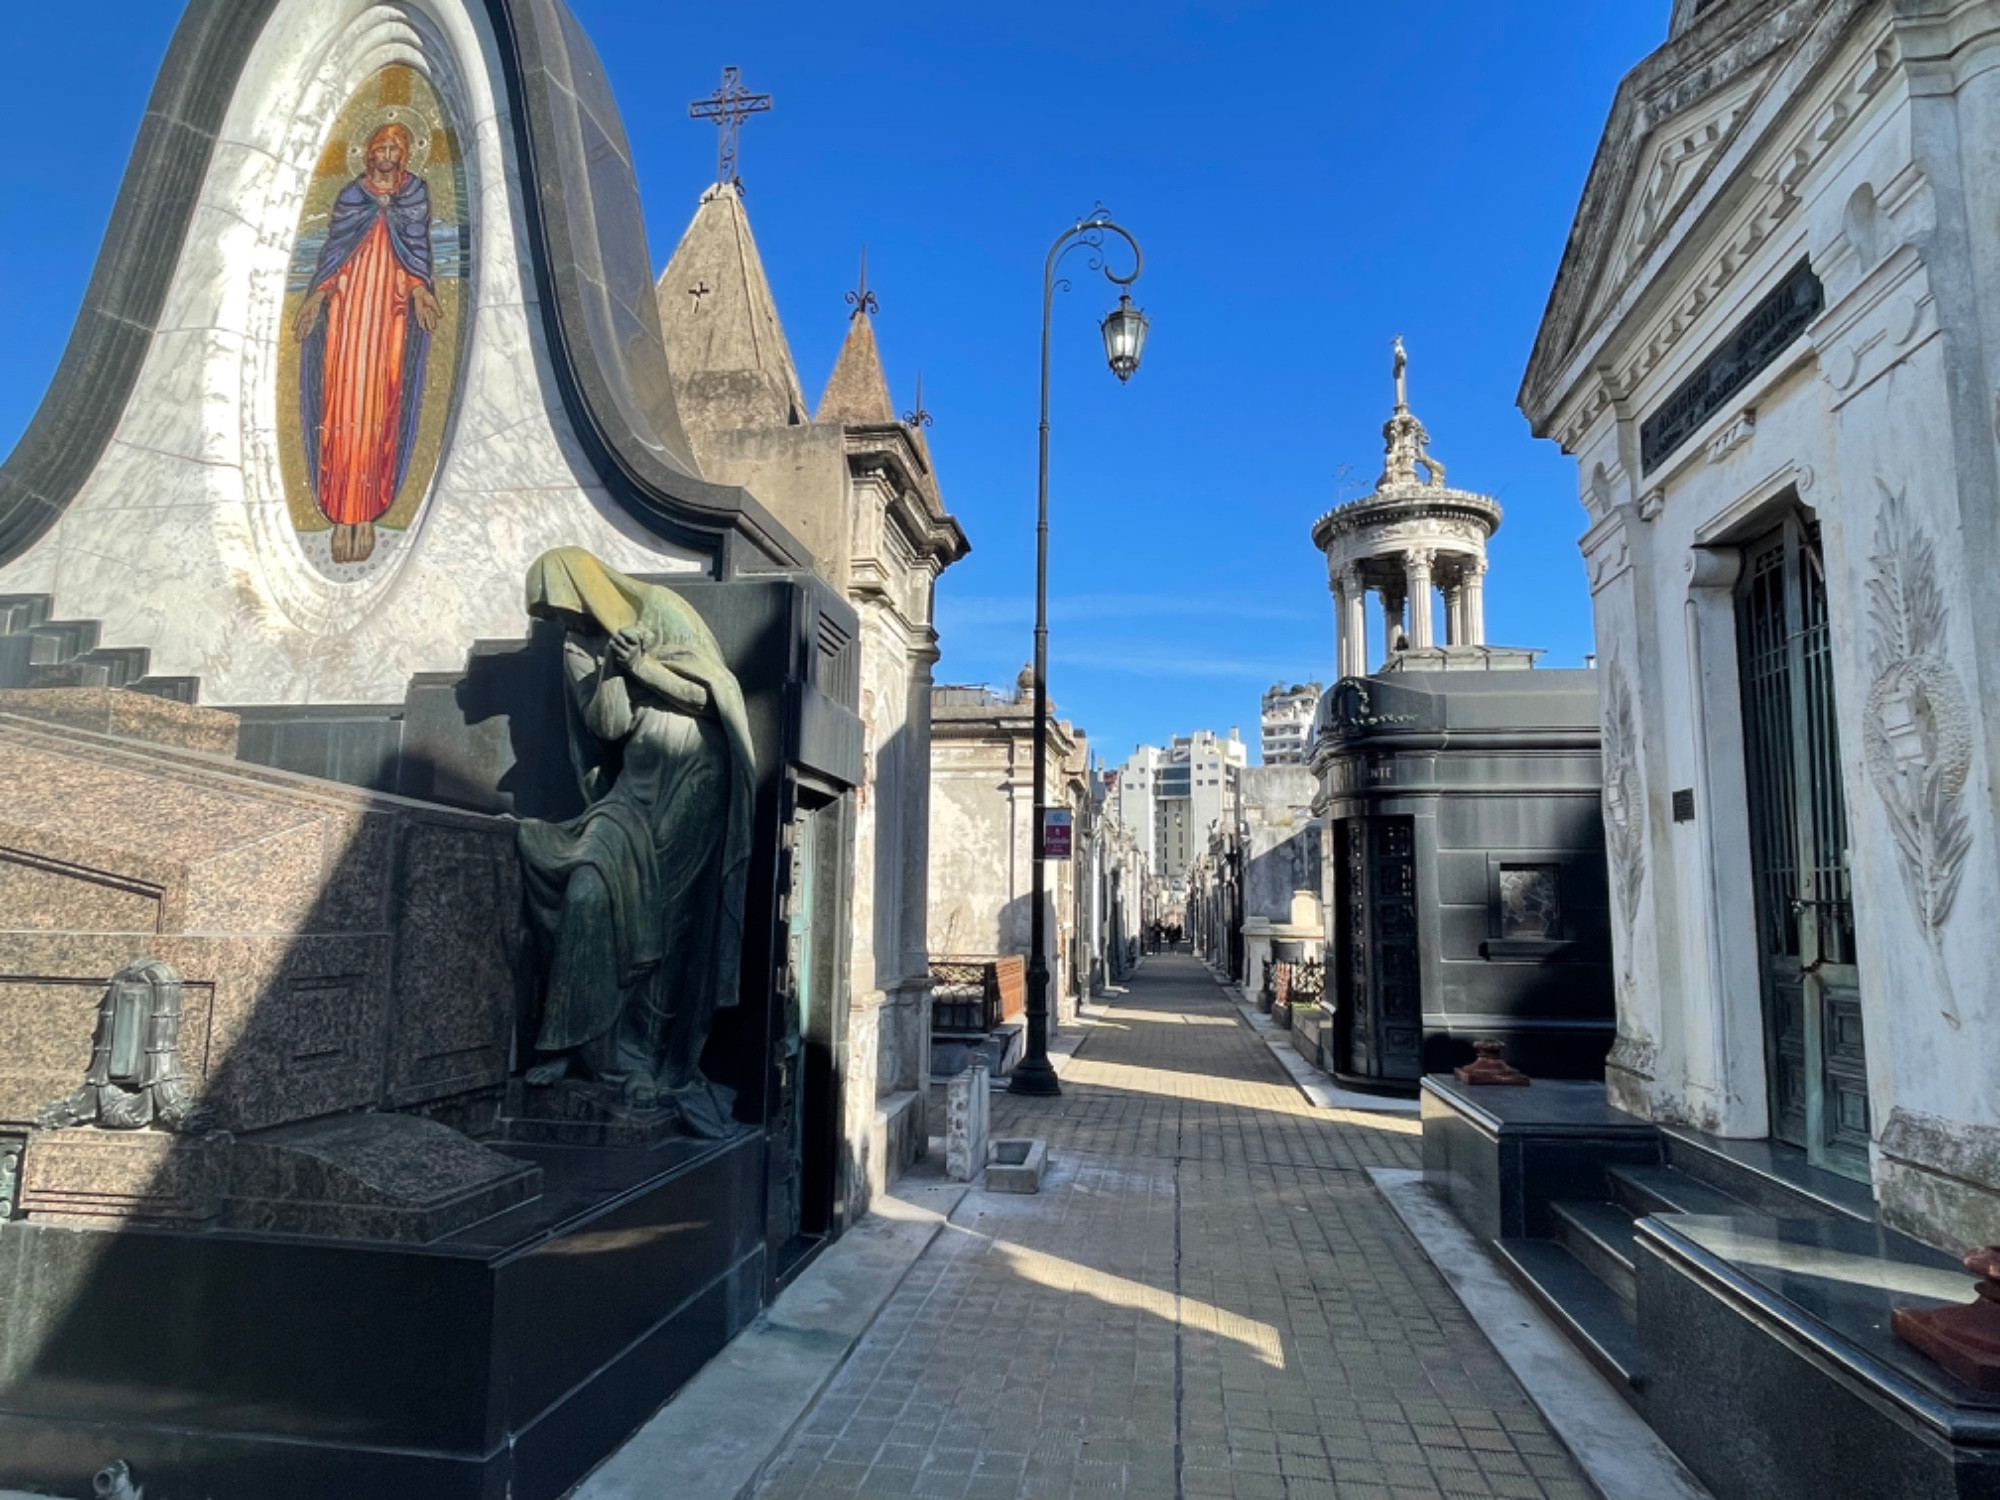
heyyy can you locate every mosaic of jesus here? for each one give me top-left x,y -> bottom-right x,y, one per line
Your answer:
283,67 -> 467,573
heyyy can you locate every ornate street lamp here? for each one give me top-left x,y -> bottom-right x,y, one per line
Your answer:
1012,209 -> 1147,1100
1100,294 -> 1150,383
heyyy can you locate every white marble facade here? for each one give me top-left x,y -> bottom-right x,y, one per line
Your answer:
0,0 -> 702,706
1524,0 -> 2000,1250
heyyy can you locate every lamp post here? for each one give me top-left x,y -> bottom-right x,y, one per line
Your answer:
1011,210 -> 1148,1099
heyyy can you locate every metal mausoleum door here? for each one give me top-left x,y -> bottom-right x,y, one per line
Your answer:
1737,517 -> 1870,1179
1340,816 -> 1423,1084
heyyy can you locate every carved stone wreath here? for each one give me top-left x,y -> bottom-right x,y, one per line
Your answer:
1863,483 -> 1973,934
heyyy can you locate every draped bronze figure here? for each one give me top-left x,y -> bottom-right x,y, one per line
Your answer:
516,549 -> 755,1139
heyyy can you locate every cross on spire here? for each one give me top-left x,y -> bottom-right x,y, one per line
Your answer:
690,66 -> 772,189
903,373 -> 933,430
846,247 -> 879,319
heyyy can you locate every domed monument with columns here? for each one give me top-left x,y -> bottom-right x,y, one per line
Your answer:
1313,340 -> 1519,674
1300,339 -> 1611,1097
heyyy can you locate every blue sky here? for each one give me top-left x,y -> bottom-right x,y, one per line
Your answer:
0,2 -> 1664,764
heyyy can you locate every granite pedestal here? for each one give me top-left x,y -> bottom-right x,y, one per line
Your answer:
1421,1073 -> 1658,1242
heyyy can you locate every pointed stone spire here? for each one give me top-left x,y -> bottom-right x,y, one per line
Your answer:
818,307 -> 897,426
655,182 -> 809,455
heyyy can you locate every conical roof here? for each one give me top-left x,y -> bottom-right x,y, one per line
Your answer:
655,183 -> 809,445
816,310 -> 897,425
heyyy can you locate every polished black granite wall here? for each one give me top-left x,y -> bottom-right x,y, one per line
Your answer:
1637,1215 -> 2000,1500
0,1135 -> 764,1500
1317,670 -> 1614,1087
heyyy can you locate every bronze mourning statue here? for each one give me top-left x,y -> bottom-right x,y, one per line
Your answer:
515,548 -> 756,1139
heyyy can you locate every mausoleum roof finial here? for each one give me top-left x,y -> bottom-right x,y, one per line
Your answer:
689,66 -> 772,190
1379,337 -> 1445,490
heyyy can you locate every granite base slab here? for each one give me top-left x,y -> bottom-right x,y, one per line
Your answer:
18,1129 -> 226,1228
0,1133 -> 764,1500
221,1113 -> 542,1242
0,692 -> 239,756
1636,1212 -> 2000,1500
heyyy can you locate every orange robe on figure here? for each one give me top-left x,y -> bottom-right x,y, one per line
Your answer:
313,210 -> 421,527
297,124 -> 437,564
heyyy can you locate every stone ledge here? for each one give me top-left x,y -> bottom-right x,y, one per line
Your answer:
0,691 -> 239,756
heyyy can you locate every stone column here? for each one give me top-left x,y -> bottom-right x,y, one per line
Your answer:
1464,558 -> 1487,646
1380,584 -> 1407,657
1404,548 -> 1436,650
1336,565 -> 1367,677
901,637 -> 940,1097
1346,573 -> 1369,676
1331,570 -> 1352,680
1443,582 -> 1464,647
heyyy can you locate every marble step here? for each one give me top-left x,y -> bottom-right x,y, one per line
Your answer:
31,646 -> 151,689
1550,1197 -> 1639,1309
1607,1162 -> 1743,1220
1660,1126 -> 1875,1224
129,675 -> 203,705
0,593 -> 52,633
26,617 -> 101,664
1493,1235 -> 1640,1391
0,634 -> 32,688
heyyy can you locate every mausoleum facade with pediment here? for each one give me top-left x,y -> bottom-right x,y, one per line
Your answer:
1509,1 -> 2000,1491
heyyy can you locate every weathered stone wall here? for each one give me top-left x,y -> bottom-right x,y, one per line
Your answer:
928,697 -> 1085,1009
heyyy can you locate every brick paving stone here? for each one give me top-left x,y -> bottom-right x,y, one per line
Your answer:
748,956 -> 1591,1499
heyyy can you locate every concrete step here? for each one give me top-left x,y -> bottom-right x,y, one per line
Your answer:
1661,1126 -> 1875,1224
1493,1236 -> 1640,1393
1550,1198 -> 1638,1310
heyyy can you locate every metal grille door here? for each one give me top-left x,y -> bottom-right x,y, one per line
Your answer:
1736,518 -> 1869,1177
1343,816 -> 1422,1083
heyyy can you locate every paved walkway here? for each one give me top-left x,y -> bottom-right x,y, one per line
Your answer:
750,957 -> 1594,1500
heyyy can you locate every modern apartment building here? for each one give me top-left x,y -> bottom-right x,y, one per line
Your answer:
1259,682 -> 1323,765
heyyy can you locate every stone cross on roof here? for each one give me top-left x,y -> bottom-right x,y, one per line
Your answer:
690,66 -> 772,189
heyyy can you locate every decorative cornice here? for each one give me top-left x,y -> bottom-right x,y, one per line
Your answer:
1310,487 -> 1503,551
1527,0 -> 1887,445
840,424 -> 970,567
